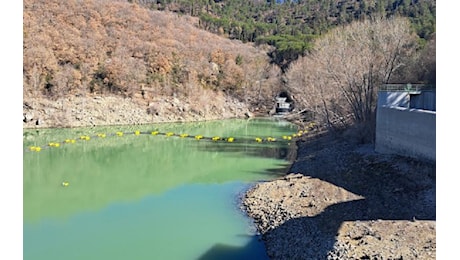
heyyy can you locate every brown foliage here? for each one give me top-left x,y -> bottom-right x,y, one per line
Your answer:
23,0 -> 276,105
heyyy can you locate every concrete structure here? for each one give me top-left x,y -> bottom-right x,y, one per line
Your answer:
375,84 -> 436,162
274,91 -> 294,114
275,97 -> 291,113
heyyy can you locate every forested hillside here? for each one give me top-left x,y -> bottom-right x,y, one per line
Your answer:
136,0 -> 435,137
23,0 -> 282,111
139,0 -> 435,70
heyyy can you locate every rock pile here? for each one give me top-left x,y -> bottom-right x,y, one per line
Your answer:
242,133 -> 436,259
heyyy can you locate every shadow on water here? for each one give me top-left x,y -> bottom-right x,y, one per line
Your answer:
198,235 -> 269,260
193,139 -> 295,161
190,140 -> 297,181
249,165 -> 292,177
263,133 -> 436,258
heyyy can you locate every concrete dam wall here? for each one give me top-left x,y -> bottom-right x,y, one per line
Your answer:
375,106 -> 436,161
375,87 -> 436,162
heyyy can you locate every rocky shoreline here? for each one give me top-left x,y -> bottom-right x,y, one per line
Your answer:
23,95 -> 253,129
242,132 -> 436,259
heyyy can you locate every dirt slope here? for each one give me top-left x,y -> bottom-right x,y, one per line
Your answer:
243,133 -> 436,259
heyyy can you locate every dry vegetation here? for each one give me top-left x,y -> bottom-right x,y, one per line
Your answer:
23,0 -> 435,131
23,0 -> 282,115
285,17 -> 435,140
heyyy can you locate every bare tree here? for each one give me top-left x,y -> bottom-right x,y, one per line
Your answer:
25,65 -> 43,99
286,17 -> 418,134
391,33 -> 436,84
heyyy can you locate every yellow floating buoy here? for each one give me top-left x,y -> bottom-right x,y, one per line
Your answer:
29,146 -> 41,152
227,137 -> 234,143
65,139 -> 76,144
97,133 -> 106,138
166,132 -> 174,137
116,131 -> 123,137
180,133 -> 189,138
134,130 -> 141,136
80,135 -> 90,141
255,137 -> 262,143
267,137 -> 276,142
151,131 -> 159,136
195,135 -> 203,140
212,136 -> 220,141
61,181 -> 70,187
48,142 -> 60,147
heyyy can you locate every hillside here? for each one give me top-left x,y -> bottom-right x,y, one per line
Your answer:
23,0 -> 435,130
23,0 -> 283,128
148,0 -> 436,70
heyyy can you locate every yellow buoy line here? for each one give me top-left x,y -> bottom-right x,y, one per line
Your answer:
26,122 -> 317,153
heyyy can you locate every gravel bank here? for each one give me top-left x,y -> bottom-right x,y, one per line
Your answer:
242,132 -> 436,259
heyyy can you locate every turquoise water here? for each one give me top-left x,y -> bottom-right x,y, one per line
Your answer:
23,118 -> 298,260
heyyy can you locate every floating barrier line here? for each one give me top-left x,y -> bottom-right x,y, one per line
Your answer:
25,122 -> 317,153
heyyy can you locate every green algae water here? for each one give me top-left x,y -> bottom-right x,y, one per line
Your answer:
23,118 -> 297,260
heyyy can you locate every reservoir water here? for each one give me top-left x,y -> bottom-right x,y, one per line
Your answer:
23,118 -> 298,260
